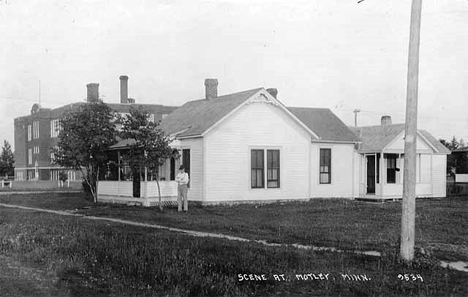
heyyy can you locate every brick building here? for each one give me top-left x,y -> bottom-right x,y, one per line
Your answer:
13,76 -> 178,181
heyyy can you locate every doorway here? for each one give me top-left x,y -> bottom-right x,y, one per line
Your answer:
182,149 -> 190,187
366,155 -> 376,194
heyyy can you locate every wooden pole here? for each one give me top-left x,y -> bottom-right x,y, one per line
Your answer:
353,109 -> 361,127
400,0 -> 422,262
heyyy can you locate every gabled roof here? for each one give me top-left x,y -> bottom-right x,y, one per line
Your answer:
159,88 -> 359,142
159,88 -> 262,137
349,124 -> 405,152
419,130 -> 451,154
288,107 -> 360,142
349,124 -> 450,154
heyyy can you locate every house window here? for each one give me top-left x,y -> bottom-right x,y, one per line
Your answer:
267,150 -> 280,188
28,148 -> 33,165
27,125 -> 32,141
319,148 -> 331,184
33,121 -> 39,139
387,154 -> 397,184
251,150 -> 264,188
147,114 -> 155,123
33,146 -> 39,154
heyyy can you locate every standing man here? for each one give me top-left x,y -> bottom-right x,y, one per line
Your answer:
175,165 -> 189,212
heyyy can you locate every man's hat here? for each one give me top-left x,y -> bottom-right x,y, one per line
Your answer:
179,165 -> 185,170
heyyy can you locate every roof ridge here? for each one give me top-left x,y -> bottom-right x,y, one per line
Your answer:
288,106 -> 330,110
183,87 -> 263,104
357,123 -> 406,128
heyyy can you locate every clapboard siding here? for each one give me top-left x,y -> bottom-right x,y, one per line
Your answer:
204,102 -> 310,202
98,181 -> 133,197
310,143 -> 355,198
178,138 -> 204,201
432,154 -> 447,197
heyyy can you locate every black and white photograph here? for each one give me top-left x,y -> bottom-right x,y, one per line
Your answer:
0,0 -> 467,296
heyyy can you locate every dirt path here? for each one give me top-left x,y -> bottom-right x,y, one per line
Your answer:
2,203 -> 467,273
0,203 -> 382,257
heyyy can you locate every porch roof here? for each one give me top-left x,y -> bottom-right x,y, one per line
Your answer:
349,124 -> 450,154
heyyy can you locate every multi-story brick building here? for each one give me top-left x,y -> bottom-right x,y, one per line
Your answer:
13,76 -> 178,181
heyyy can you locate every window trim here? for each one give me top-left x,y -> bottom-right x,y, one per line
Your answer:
33,121 -> 40,139
266,149 -> 280,188
27,125 -> 32,141
249,147 -> 282,190
319,148 -> 332,184
251,149 -> 264,189
386,154 -> 398,184
28,148 -> 33,165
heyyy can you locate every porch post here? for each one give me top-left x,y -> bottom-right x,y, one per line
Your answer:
380,152 -> 384,198
430,152 -> 433,196
144,166 -> 148,198
117,150 -> 121,197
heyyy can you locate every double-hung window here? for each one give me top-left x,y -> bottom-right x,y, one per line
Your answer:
267,150 -> 280,188
33,121 -> 39,139
27,125 -> 32,141
386,154 -> 397,184
50,119 -> 60,138
251,149 -> 280,189
28,148 -> 33,165
251,150 -> 264,188
319,148 -> 331,184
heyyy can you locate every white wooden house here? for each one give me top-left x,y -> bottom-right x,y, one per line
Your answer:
349,118 -> 450,200
97,79 -> 449,205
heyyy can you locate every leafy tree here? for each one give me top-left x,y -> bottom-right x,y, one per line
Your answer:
439,136 -> 466,151
450,136 -> 460,151
52,101 -> 117,202
119,106 -> 175,210
459,138 -> 466,149
439,138 -> 449,149
0,140 -> 15,178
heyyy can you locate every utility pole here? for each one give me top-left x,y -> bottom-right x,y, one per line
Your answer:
353,109 -> 361,127
38,79 -> 41,106
401,0 -> 422,262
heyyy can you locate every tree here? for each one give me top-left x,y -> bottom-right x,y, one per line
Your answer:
0,140 -> 15,178
52,101 -> 117,202
450,136 -> 460,151
459,138 -> 466,149
119,106 -> 175,210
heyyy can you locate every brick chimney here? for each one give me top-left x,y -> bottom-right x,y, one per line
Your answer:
120,75 -> 129,104
86,83 -> 99,102
204,78 -> 218,100
381,115 -> 392,126
266,88 -> 278,99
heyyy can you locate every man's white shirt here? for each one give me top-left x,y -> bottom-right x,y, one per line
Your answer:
175,172 -> 189,185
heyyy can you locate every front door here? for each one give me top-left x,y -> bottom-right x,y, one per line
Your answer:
182,149 -> 191,188
366,155 -> 376,194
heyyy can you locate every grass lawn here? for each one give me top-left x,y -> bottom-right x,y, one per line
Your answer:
0,207 -> 467,296
1,193 -> 467,262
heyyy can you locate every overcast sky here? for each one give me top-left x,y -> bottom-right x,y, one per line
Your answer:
1,0 -> 467,149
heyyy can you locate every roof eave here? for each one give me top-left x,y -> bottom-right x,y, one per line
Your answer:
311,139 -> 360,144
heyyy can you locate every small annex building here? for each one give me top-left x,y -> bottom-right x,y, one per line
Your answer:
97,79 -> 449,205
349,118 -> 450,200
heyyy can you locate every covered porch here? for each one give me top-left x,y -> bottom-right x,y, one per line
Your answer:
357,151 -> 434,201
97,141 -> 185,207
